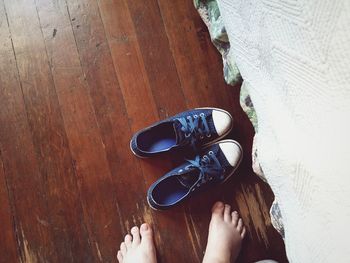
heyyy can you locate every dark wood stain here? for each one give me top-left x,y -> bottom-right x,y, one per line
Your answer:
0,0 -> 287,262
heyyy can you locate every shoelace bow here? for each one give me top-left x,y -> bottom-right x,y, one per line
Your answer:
177,113 -> 210,151
186,152 -> 224,186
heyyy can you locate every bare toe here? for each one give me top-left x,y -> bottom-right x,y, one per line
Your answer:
118,224 -> 156,263
237,218 -> 243,232
241,227 -> 246,238
203,203 -> 243,263
117,250 -> 123,262
140,224 -> 152,239
124,234 -> 132,248
131,226 -> 140,245
231,211 -> 239,225
211,202 -> 224,218
140,223 -> 154,249
224,204 -> 232,222
120,242 -> 127,255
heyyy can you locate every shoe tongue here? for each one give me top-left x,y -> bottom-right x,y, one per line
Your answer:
173,120 -> 185,144
206,116 -> 216,134
176,168 -> 200,188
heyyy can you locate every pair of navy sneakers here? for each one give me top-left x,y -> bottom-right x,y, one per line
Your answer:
130,108 -> 242,210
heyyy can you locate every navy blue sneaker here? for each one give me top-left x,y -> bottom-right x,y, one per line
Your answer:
147,139 -> 243,210
130,108 -> 233,157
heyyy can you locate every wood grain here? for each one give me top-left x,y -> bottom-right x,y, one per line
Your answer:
2,0 -> 94,261
1,0 -> 56,261
0,0 -> 287,262
0,154 -> 18,262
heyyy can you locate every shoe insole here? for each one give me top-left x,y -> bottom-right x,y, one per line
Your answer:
153,177 -> 188,205
138,122 -> 177,152
147,138 -> 176,152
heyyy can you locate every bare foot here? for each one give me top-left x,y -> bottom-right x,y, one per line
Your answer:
117,223 -> 157,263
202,202 -> 246,263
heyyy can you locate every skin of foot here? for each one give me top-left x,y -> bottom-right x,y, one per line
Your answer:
117,223 -> 157,263
202,202 -> 246,263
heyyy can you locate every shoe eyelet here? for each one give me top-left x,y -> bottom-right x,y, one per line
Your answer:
194,114 -> 198,118
200,135 -> 204,139
206,133 -> 211,138
208,151 -> 214,155
200,113 -> 205,117
185,133 -> 191,138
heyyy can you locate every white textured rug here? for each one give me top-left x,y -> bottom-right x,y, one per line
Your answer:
217,0 -> 350,262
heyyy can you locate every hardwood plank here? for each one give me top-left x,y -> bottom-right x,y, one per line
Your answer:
0,154 -> 18,262
125,0 -> 186,118
190,10 -> 241,115
34,0 -> 130,261
65,0 -> 153,233
0,9 -> 18,262
4,0 -> 102,261
65,0 -> 149,220
157,0 -> 230,109
0,1 -> 58,261
97,0 -> 158,130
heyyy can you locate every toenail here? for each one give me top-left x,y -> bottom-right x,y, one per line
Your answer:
141,224 -> 148,231
216,202 -> 224,207
131,226 -> 138,232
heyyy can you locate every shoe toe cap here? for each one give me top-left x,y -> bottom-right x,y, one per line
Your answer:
219,141 -> 242,167
212,110 -> 233,136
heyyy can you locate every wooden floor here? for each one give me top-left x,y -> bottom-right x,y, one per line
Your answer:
0,0 -> 287,262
